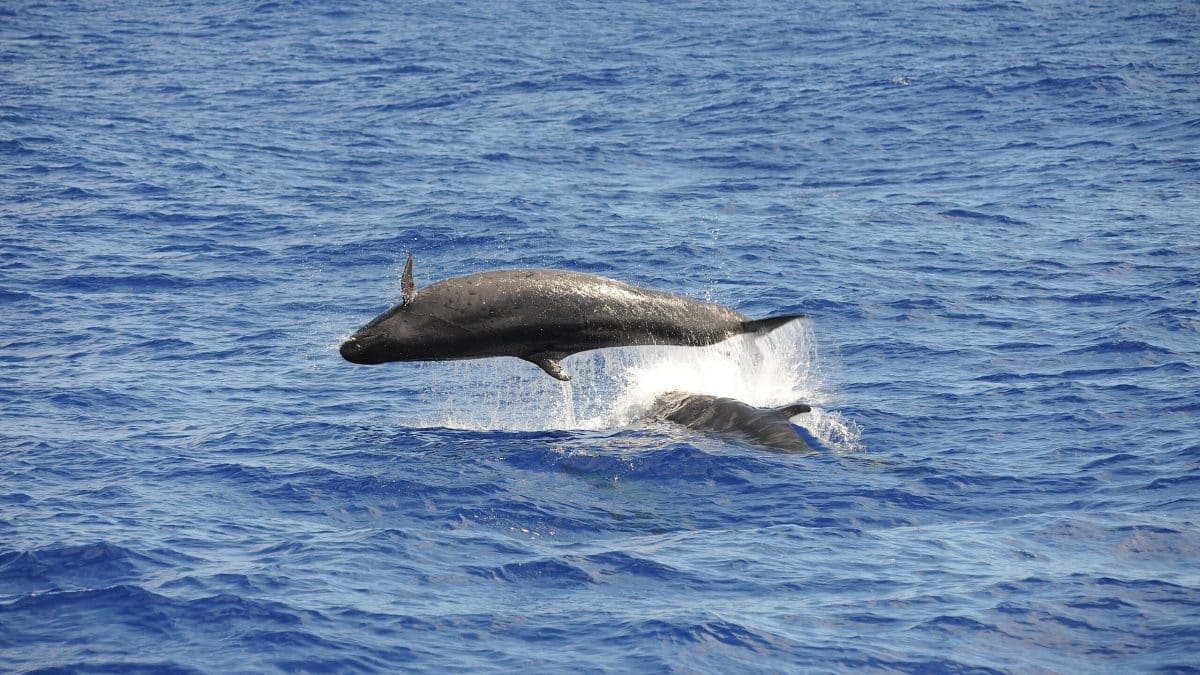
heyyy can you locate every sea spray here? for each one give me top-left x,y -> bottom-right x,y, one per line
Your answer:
419,321 -> 863,451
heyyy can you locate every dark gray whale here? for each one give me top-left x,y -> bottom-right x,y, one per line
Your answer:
340,255 -> 805,380
647,391 -> 813,453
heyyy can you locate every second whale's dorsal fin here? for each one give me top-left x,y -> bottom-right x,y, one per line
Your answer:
401,254 -> 415,305
523,352 -> 570,381
772,403 -> 812,418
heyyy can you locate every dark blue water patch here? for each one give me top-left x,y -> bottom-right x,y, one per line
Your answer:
0,543 -> 159,596
987,341 -> 1055,353
502,444 -> 761,485
288,232 -> 450,268
157,571 -> 263,596
578,550 -> 694,583
159,461 -> 280,485
185,591 -> 319,625
1163,398 -> 1200,414
97,337 -> 198,360
611,615 -> 789,656
835,656 -> 1003,674
54,186 -> 101,199
0,139 -> 37,155
26,662 -> 204,675
973,361 -> 1193,383
912,613 -> 1006,637
267,648 -> 417,674
1058,291 -> 1158,306
1143,474 -> 1200,491
0,585 -> 320,654
239,631 -> 393,671
258,470 -> 502,507
44,272 -> 262,294
939,208 -> 1027,226
0,288 -> 35,303
842,339 -> 969,360
456,499 -> 624,536
469,558 -> 596,586
1062,340 -> 1173,356
1081,453 -> 1143,471
1015,74 -> 1131,96
1090,575 -> 1200,606
44,386 -> 159,413
884,297 -> 948,311
67,484 -> 137,503
967,573 -> 1200,668
1148,305 -> 1200,332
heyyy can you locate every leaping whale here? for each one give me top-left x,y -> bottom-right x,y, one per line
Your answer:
646,391 -> 814,453
339,255 -> 805,381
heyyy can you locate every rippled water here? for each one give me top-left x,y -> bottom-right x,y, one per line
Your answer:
3,0 -> 1199,672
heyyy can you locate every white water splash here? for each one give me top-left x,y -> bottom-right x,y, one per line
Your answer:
416,320 -> 863,452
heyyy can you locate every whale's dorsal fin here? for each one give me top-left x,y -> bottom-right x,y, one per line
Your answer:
772,403 -> 812,418
401,254 -> 415,305
523,352 -> 570,381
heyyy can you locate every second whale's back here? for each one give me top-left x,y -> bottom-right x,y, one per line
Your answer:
649,391 -> 813,453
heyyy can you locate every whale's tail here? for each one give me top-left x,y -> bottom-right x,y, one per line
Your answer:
742,313 -> 807,335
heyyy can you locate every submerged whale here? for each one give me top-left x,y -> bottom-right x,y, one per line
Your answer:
646,391 -> 814,452
340,255 -> 805,381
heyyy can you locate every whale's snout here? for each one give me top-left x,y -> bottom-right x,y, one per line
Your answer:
339,337 -> 360,362
339,336 -> 377,364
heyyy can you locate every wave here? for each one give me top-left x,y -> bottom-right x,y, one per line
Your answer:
974,361 -> 1192,382
500,444 -> 763,485
0,543 -> 158,596
940,208 -> 1027,226
1062,339 -> 1173,355
26,661 -> 203,675
45,273 -> 261,293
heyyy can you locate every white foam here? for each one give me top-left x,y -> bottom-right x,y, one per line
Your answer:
415,320 -> 863,452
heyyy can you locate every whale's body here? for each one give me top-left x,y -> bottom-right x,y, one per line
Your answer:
647,391 -> 813,453
340,256 -> 804,380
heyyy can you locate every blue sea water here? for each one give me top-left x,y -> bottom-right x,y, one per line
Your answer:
2,0 -> 1199,671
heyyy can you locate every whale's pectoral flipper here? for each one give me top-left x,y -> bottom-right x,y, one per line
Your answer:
523,352 -> 570,381
400,254 -> 416,306
742,314 -> 807,335
771,403 -> 812,418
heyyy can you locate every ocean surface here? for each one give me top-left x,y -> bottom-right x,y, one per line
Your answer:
3,0 -> 1199,671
